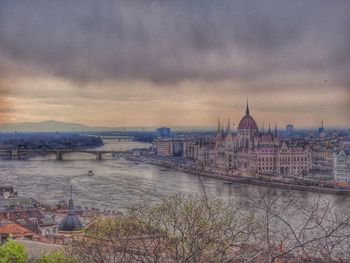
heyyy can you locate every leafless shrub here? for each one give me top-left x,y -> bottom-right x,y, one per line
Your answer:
66,190 -> 350,263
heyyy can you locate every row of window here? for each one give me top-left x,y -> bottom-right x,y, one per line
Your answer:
336,177 -> 350,182
335,169 -> 350,173
259,166 -> 308,171
258,156 -> 308,162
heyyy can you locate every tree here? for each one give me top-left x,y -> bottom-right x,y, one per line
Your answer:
66,191 -> 350,262
238,188 -> 350,262
34,250 -> 67,263
66,194 -> 256,263
0,239 -> 28,263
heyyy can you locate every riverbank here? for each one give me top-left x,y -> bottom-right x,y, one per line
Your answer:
127,155 -> 350,196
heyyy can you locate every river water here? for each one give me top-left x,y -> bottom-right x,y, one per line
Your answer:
1,140 -> 349,212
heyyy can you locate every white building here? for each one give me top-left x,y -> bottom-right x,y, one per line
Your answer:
333,150 -> 350,182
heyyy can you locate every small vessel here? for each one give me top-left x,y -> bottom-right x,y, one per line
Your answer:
87,170 -> 94,176
223,181 -> 233,185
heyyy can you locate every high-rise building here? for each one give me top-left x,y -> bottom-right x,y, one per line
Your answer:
155,138 -> 183,156
172,140 -> 184,157
318,121 -> 325,134
286,124 -> 294,137
155,138 -> 173,156
318,121 -> 325,139
156,127 -> 171,138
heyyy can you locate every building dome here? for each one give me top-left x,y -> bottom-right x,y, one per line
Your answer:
238,114 -> 258,130
238,102 -> 258,130
59,211 -> 83,232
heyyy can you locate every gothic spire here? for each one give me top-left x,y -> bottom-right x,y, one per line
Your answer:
68,185 -> 74,211
227,118 -> 231,133
268,123 -> 271,134
275,123 -> 277,136
217,118 -> 221,133
246,97 -> 250,115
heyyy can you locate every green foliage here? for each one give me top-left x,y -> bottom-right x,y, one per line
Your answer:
34,250 -> 66,263
35,250 -> 76,263
85,213 -> 160,240
0,239 -> 28,263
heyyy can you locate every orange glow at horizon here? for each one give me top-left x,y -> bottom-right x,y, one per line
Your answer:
0,75 -> 349,128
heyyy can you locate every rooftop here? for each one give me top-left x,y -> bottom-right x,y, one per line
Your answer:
0,222 -> 37,237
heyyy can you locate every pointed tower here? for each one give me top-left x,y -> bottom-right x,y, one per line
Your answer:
59,185 -> 83,232
225,118 -> 233,143
246,97 -> 250,115
275,123 -> 278,137
268,123 -> 271,134
68,185 -> 73,210
216,118 -> 222,142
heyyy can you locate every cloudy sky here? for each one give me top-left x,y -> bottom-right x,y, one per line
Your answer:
0,0 -> 349,128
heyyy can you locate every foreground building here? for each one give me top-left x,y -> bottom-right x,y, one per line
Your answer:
0,222 -> 41,243
0,197 -> 54,235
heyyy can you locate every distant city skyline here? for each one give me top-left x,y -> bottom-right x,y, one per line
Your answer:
0,1 -> 349,127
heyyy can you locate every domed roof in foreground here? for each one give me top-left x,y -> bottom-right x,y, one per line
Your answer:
238,103 -> 258,130
59,211 -> 83,232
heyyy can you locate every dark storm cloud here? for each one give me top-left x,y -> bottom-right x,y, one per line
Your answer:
0,0 -> 350,86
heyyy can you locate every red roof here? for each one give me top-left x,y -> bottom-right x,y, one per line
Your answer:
0,223 -> 35,236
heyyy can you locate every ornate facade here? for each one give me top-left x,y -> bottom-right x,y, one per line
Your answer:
333,150 -> 350,182
215,103 -> 311,177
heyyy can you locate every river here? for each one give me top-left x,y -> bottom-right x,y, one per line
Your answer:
0,140 -> 349,212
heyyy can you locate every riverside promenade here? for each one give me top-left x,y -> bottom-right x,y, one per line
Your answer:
127,155 -> 350,196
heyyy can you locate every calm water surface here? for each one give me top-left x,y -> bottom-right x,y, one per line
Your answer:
1,140 -> 349,212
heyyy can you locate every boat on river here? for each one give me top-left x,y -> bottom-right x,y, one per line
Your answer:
87,170 -> 94,176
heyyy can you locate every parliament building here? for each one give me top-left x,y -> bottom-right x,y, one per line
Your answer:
214,103 -> 311,176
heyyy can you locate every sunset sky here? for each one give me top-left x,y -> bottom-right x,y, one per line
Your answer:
0,0 -> 349,128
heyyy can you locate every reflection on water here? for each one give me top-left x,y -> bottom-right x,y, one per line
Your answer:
0,140 -> 349,212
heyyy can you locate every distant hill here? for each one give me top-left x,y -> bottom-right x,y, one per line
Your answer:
0,120 -> 117,132
0,120 -> 348,133
0,120 -> 216,132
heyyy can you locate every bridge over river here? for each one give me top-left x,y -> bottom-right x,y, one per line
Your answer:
0,149 -> 130,160
94,136 -> 133,141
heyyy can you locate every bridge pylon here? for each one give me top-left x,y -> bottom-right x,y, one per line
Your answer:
56,151 -> 63,161
11,149 -> 19,160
